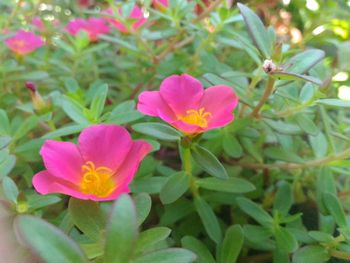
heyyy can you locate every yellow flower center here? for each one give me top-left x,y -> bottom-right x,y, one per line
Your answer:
179,107 -> 212,128
80,161 -> 116,198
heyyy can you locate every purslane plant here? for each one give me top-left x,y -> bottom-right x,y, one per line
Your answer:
2,1 -> 350,263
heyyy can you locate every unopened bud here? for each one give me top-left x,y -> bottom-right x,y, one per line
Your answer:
25,81 -> 48,113
263,59 -> 277,73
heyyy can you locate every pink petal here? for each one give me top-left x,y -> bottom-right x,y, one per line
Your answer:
159,74 -> 204,114
40,140 -> 84,184
78,125 -> 133,172
137,90 -> 176,122
170,120 -> 203,134
32,171 -> 89,199
200,85 -> 239,129
114,140 -> 152,186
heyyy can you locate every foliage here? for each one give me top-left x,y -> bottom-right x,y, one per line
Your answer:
1,0 -> 350,262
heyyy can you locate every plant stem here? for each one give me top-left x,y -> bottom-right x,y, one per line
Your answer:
182,146 -> 199,197
250,76 -> 275,118
226,146 -> 350,170
331,250 -> 350,260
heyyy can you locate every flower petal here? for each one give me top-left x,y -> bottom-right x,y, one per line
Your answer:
78,124 -> 133,172
40,140 -> 84,183
137,90 -> 176,121
32,171 -> 89,199
114,140 -> 152,185
160,74 -> 204,114
201,85 -> 238,128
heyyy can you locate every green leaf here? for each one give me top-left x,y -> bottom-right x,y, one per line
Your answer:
132,123 -> 182,141
308,231 -> 334,243
222,134 -> 243,158
0,153 -> 16,180
160,171 -> 189,204
99,34 -> 138,51
108,100 -> 142,125
264,146 -> 303,163
197,177 -> 255,193
240,137 -> 262,163
194,196 -> 222,244
292,245 -> 330,263
134,192 -> 152,226
104,194 -> 138,263
181,236 -> 215,263
237,3 -> 271,58
2,176 -> 18,203
15,215 -> 87,263
68,198 -> 106,241
271,72 -> 323,86
273,181 -> 293,216
322,192 -> 347,228
135,227 -> 172,255
316,168 -> 336,214
27,195 -> 61,210
0,110 -> 10,135
220,225 -> 244,263
295,114 -> 319,136
191,144 -> 228,179
132,248 -> 196,263
12,115 -> 38,141
317,99 -> 350,108
89,83 -> 108,120
309,132 -> 328,158
264,119 -> 303,135
283,49 -> 325,75
61,97 -> 90,125
275,227 -> 298,253
236,197 -> 273,227
0,136 -> 11,150
43,124 -> 85,139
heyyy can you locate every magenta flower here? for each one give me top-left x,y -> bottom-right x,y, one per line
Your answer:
32,125 -> 152,201
104,5 -> 147,33
31,17 -> 45,32
4,30 -> 44,55
66,18 -> 110,42
137,74 -> 239,135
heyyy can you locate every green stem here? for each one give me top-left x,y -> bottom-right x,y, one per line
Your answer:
250,76 -> 275,118
331,250 -> 350,260
182,145 -> 199,197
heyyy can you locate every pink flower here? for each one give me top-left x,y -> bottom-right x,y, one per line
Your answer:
66,18 -> 110,42
137,74 -> 239,135
32,125 -> 152,201
4,30 -> 44,55
104,5 -> 147,33
153,0 -> 168,10
31,17 -> 45,32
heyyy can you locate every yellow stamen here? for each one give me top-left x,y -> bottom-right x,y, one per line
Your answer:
179,107 -> 212,128
80,161 -> 116,198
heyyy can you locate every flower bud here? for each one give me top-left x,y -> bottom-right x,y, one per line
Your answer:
25,81 -> 49,113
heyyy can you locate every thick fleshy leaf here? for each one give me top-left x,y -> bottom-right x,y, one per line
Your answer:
194,196 -> 222,244
220,225 -> 244,263
322,192 -> 347,228
132,122 -> 182,141
292,245 -> 330,263
135,227 -> 172,255
181,236 -> 215,263
191,144 -> 228,179
237,3 -> 271,58
15,215 -> 88,263
134,192 -> 152,226
236,197 -> 273,227
196,177 -> 255,193
68,198 -> 106,241
160,171 -> 189,204
104,194 -> 138,263
132,248 -> 196,263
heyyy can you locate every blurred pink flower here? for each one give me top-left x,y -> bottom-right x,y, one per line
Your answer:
32,125 -> 152,201
4,30 -> 44,55
66,18 -> 110,42
137,74 -> 239,135
31,17 -> 45,32
153,0 -> 168,10
104,5 -> 147,33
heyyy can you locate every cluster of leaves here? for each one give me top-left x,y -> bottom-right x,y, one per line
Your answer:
2,0 -> 350,263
